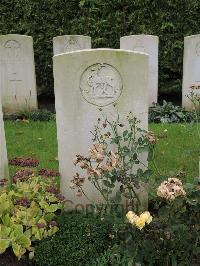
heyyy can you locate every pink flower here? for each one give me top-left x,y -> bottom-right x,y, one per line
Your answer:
157,178 -> 186,200
88,144 -> 104,162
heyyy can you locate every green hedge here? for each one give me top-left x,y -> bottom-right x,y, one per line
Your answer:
1,0 -> 200,97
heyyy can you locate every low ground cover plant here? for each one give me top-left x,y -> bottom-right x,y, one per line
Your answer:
0,172 -> 65,260
9,158 -> 40,168
34,212 -> 114,266
19,109 -> 54,122
34,175 -> 200,265
149,100 -> 196,123
4,109 -> 54,122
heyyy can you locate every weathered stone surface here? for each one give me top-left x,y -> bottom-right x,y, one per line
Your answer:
53,35 -> 91,55
53,49 -> 148,208
0,34 -> 37,114
0,95 -> 8,180
182,34 -> 200,110
120,35 -> 159,106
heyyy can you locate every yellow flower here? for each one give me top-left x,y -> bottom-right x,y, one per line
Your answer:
140,211 -> 152,224
126,211 -> 138,224
134,216 -> 146,230
126,210 -> 153,230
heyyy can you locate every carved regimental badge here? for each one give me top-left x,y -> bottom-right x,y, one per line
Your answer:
4,40 -> 21,59
64,39 -> 80,52
80,63 -> 123,107
133,40 -> 146,53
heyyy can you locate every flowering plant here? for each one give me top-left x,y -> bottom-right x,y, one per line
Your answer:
71,113 -> 154,213
117,177 -> 200,265
157,177 -> 186,200
126,210 -> 152,230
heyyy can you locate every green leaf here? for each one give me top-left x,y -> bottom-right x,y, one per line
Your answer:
39,201 -> 60,213
0,225 -> 11,238
103,180 -> 115,188
1,214 -> 11,227
137,168 -> 144,176
0,193 -> 10,215
12,243 -> 26,260
44,213 -> 55,222
0,239 -> 10,254
10,224 -> 24,237
123,130 -> 128,137
79,0 -> 85,7
48,226 -> 59,237
114,191 -> 122,203
15,234 -> 31,248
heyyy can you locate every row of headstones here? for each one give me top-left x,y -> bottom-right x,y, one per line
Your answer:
0,34 -> 200,114
0,34 -> 200,207
1,47 -> 149,207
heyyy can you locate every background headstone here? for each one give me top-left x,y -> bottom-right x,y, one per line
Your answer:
53,49 -> 149,208
53,35 -> 91,55
0,34 -> 37,114
0,95 -> 9,180
182,34 -> 200,110
120,35 -> 159,106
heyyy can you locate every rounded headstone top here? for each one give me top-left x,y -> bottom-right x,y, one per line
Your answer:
184,34 -> 200,40
53,35 -> 91,40
0,34 -> 33,40
53,35 -> 91,55
120,34 -> 159,40
53,48 -> 149,59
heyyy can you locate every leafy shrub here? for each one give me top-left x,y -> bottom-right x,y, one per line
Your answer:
12,169 -> 34,183
34,180 -> 200,266
149,101 -> 195,123
72,112 -> 152,214
20,109 -> 53,121
0,175 -> 65,259
111,178 -> 200,265
93,179 -> 200,265
34,212 -> 113,266
2,0 -> 200,96
93,245 -> 132,266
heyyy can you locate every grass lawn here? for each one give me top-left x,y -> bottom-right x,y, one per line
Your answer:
4,121 -> 199,182
150,123 -> 199,182
5,120 -> 58,177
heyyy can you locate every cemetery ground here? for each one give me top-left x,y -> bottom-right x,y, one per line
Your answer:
1,119 -> 199,265
5,120 -> 198,182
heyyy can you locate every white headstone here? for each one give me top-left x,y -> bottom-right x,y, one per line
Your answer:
182,34 -> 200,110
53,35 -> 91,55
0,95 -> 9,180
0,34 -> 37,114
53,49 -> 148,208
120,35 -> 159,106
